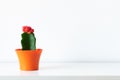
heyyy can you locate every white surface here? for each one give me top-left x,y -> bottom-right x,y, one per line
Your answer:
1,62 -> 120,80
0,0 -> 120,62
0,62 -> 120,76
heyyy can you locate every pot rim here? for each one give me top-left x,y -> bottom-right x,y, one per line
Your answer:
15,48 -> 42,51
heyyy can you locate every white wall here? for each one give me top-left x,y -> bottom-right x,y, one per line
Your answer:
0,0 -> 120,62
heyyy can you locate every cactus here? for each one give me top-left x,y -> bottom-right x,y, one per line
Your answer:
21,26 -> 36,50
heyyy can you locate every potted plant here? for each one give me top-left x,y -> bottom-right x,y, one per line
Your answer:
15,26 -> 42,71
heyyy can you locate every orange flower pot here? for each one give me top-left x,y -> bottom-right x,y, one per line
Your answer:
16,49 -> 42,71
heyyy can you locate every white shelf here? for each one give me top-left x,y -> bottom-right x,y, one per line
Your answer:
0,62 -> 120,80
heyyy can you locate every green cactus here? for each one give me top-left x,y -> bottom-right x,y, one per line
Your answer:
21,32 -> 36,50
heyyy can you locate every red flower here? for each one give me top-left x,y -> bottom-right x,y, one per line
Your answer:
23,26 -> 34,33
